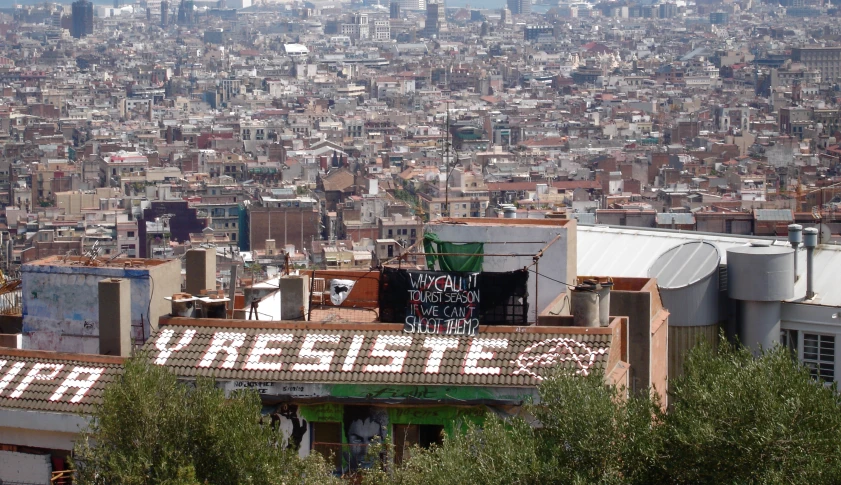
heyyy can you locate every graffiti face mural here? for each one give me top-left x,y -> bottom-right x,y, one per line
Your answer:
343,406 -> 388,473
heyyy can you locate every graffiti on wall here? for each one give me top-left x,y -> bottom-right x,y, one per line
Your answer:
268,403 -> 310,458
343,406 -> 388,473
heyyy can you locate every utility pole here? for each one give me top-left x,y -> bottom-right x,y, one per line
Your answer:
444,101 -> 450,219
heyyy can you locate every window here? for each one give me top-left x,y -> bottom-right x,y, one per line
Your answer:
781,329 -> 798,358
803,333 -> 835,382
393,424 -> 444,464
127,231 -> 135,238
311,422 -> 342,470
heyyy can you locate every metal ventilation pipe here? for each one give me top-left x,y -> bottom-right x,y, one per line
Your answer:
804,227 -> 818,300
788,224 -> 802,282
570,284 -> 600,327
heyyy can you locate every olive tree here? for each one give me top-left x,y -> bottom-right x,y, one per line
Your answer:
72,356 -> 337,485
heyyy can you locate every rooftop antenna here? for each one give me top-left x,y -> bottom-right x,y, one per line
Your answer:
444,100 -> 450,218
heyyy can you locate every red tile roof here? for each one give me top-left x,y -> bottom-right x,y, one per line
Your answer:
143,319 -> 614,389
0,349 -> 124,414
488,181 -> 601,191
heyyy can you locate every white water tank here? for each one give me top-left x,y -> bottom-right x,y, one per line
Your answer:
726,242 -> 794,353
649,241 -> 720,327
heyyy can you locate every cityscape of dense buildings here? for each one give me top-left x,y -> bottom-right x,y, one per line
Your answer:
0,0 -> 841,481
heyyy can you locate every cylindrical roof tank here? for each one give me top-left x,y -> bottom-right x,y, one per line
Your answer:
649,241 -> 721,327
726,242 -> 794,301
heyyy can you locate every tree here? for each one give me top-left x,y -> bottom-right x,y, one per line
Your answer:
363,338 -> 841,485
362,370 -> 661,485
661,340 -> 841,484
73,355 -> 337,485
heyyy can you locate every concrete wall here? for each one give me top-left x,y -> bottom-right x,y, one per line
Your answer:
0,408 -> 90,451
21,259 -> 181,352
669,325 -> 718,381
427,219 -> 577,323
610,287 -> 652,395
149,260 -> 182,334
0,449 -> 52,484
603,277 -> 669,406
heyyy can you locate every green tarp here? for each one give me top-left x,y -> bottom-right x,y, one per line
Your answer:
423,232 -> 484,272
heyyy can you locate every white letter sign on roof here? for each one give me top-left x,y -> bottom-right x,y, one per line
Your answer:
199,332 -> 247,369
11,363 -> 63,398
364,335 -> 413,373
463,338 -> 508,375
342,335 -> 365,371
155,329 -> 196,365
141,326 -> 614,386
0,360 -> 25,395
50,366 -> 105,403
423,337 -> 459,374
244,333 -> 294,371
292,334 -> 341,372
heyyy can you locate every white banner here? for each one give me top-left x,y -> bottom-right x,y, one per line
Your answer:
329,279 -> 356,305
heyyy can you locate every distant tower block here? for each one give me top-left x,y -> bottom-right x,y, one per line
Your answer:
71,0 -> 94,38
161,0 -> 169,26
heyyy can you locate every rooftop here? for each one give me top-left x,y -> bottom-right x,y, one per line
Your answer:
22,255 -> 173,268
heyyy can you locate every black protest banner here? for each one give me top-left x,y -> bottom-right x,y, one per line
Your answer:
379,268 -> 530,336
403,271 -> 480,336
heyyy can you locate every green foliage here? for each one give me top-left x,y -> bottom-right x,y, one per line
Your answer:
363,370 -> 660,485
532,369 -> 663,485
73,341 -> 841,485
73,355 -> 338,485
661,339 -> 841,484
363,338 -> 841,485
362,418 -> 540,485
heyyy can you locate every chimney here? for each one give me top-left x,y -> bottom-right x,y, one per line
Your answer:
199,290 -> 229,319
804,227 -> 818,300
596,280 -> 613,327
570,283 -> 600,327
279,274 -> 310,320
788,223 -> 802,282
168,293 -> 197,317
99,278 -> 131,356
186,248 -> 217,296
